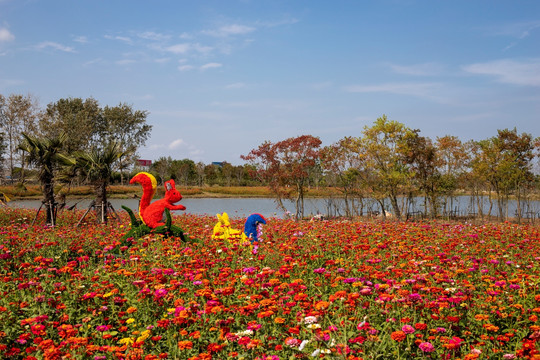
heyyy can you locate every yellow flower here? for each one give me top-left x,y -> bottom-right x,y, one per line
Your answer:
136,330 -> 151,343
118,337 -> 134,345
126,318 -> 135,324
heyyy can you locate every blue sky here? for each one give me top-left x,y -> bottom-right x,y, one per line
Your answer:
1,0 -> 539,165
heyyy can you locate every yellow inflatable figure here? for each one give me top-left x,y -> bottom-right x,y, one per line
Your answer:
212,212 -> 249,245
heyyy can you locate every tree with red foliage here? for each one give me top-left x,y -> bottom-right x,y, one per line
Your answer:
242,135 -> 322,219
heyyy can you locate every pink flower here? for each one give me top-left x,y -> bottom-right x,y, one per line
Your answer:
154,288 -> 168,298
449,336 -> 463,348
96,325 -> 110,332
402,325 -> 415,334
419,341 -> 435,353
285,338 -> 300,347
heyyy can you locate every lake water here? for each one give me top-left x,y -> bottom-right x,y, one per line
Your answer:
7,196 -> 540,219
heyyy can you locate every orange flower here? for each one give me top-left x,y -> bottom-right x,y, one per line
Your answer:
127,307 -> 137,314
274,317 -> 286,324
315,301 -> 330,310
178,340 -> 193,350
391,330 -> 406,342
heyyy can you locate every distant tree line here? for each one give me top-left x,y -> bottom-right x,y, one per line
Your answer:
243,115 -> 540,222
147,157 -> 259,188
1,93 -> 539,224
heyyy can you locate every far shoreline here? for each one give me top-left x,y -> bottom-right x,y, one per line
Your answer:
2,184 -> 539,202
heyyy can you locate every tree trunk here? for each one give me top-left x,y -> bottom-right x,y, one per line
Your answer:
344,192 -> 350,218
295,183 -> 304,220
389,193 -> 401,220
377,199 -> 386,220
496,189 -> 504,221
95,182 -> 108,223
41,168 -> 56,226
516,184 -> 522,224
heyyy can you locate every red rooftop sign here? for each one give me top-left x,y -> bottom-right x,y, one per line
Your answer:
137,159 -> 152,166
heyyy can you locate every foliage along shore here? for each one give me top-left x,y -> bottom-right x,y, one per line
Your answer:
0,184 -> 342,200
2,184 -> 538,203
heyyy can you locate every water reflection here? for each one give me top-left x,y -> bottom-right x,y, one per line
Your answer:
7,196 -> 540,220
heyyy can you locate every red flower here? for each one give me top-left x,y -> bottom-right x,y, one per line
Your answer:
391,331 -> 406,342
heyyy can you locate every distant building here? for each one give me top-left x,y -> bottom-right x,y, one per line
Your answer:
137,159 -> 152,167
212,162 -> 224,167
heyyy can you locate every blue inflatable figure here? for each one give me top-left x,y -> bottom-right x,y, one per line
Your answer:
244,213 -> 266,244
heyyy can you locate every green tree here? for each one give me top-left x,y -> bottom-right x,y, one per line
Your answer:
151,156 -> 173,185
435,135 -> 468,216
0,94 -> 40,183
171,159 -> 196,186
40,99 -> 151,184
39,97 -> 101,154
220,161 -> 235,187
18,132 -> 66,225
361,115 -> 416,220
402,132 -> 442,218
470,129 -> 536,221
60,143 -> 125,223
320,137 -> 364,218
101,103 -> 151,184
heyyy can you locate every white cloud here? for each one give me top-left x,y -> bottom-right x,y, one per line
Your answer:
178,64 -> 194,71
489,20 -> 540,39
462,58 -> 540,86
138,31 -> 171,42
200,62 -> 222,70
166,43 -> 191,54
83,58 -> 103,67
0,27 -> 14,42
225,82 -> 246,89
202,24 -> 255,37
179,32 -> 193,40
387,62 -> 444,76
169,139 -> 185,149
73,36 -> 88,44
35,41 -> 75,53
154,57 -> 171,64
344,82 -> 441,99
192,43 -> 213,54
116,59 -> 136,65
104,35 -> 132,44
256,16 -> 300,28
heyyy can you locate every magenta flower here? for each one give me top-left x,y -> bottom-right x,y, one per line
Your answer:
402,325 -> 415,334
154,288 -> 168,298
96,325 -> 110,332
419,341 -> 435,352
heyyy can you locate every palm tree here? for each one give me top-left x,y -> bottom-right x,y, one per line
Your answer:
18,132 -> 66,225
60,142 -> 124,223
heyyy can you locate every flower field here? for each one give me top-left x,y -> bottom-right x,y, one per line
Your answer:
1,208 -> 540,359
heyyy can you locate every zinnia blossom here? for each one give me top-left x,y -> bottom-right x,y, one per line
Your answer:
178,340 -> 193,349
419,341 -> 435,352
391,330 -> 406,342
402,325 -> 415,334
